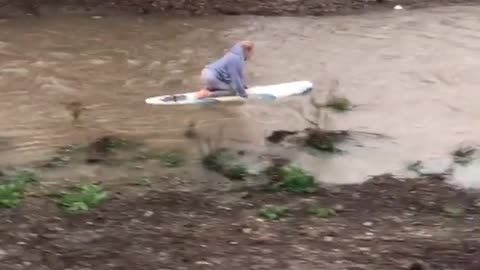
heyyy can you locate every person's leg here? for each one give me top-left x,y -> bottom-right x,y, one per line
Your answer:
196,68 -> 234,98
208,89 -> 236,97
195,68 -> 212,98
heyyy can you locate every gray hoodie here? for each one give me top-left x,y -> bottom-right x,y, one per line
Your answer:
205,43 -> 248,97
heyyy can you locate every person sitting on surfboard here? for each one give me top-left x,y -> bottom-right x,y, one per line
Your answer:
195,40 -> 254,99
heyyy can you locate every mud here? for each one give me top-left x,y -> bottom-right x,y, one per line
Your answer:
0,0 -> 478,16
0,172 -> 479,270
267,128 -> 350,153
0,129 -> 479,269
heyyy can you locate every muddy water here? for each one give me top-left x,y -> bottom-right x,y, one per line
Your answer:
1,5 -> 480,187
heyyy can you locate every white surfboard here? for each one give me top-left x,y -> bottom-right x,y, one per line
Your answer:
145,80 -> 313,105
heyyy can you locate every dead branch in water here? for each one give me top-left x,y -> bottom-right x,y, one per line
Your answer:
266,130 -> 299,144
292,95 -> 328,129
183,120 -> 197,139
61,100 -> 87,122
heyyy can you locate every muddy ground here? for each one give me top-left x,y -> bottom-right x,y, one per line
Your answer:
0,0 -> 479,16
0,136 -> 479,270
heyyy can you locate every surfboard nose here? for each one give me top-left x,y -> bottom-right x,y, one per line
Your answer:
299,81 -> 314,94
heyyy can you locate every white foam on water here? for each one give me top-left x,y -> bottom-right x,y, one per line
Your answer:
127,59 -> 142,66
0,41 -> 8,49
31,60 -> 58,68
88,59 -> 110,65
35,76 -> 77,94
48,52 -> 74,59
0,68 -> 29,76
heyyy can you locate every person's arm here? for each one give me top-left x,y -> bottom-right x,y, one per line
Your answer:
227,57 -> 248,98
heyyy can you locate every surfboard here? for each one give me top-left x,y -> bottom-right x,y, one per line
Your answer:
145,80 -> 313,105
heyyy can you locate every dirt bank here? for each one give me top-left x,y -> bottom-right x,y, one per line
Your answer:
0,0 -> 478,16
0,126 -> 474,268
1,175 -> 479,270
0,136 -> 479,270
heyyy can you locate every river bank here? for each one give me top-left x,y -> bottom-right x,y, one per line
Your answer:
0,135 -> 479,270
0,0 -> 478,17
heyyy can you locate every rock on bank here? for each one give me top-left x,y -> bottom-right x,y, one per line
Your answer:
0,0 -> 478,16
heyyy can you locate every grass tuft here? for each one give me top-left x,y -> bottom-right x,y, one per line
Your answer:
308,207 -> 336,218
159,151 -> 186,168
57,184 -> 108,214
0,169 -> 40,208
259,206 -> 286,220
325,96 -> 353,112
270,166 -> 316,193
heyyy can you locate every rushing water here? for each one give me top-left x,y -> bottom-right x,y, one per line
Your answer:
1,5 -> 480,187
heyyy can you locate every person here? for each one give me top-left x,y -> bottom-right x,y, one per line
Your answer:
195,40 -> 254,99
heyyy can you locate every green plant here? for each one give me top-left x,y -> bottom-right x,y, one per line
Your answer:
304,129 -> 347,153
58,184 -> 108,214
134,176 -> 152,187
0,183 -> 22,208
259,206 -> 286,220
44,144 -> 85,168
325,96 -> 353,112
309,207 -> 336,218
202,148 -> 250,180
89,136 -> 130,154
223,164 -> 249,181
271,166 -> 315,193
5,170 -> 39,188
159,151 -> 185,168
0,170 -> 40,208
104,137 -> 129,150
202,148 -> 229,172
443,205 -> 465,217
308,137 -> 335,152
44,155 -> 71,168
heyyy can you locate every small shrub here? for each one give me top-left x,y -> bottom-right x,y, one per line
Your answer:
159,151 -> 185,168
89,136 -> 130,154
202,149 -> 250,180
304,129 -> 347,153
259,206 -> 286,220
309,207 -> 336,218
0,170 -> 40,208
223,164 -> 249,181
271,166 -> 316,193
103,137 -> 129,151
5,170 -> 39,187
451,145 -> 476,165
407,160 -> 422,173
134,176 -> 152,187
0,184 -> 22,208
44,144 -> 84,168
44,155 -> 71,168
202,148 -> 229,172
58,184 -> 108,214
307,137 -> 335,152
326,96 -> 353,112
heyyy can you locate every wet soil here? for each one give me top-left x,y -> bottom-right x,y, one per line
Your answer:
0,145 -> 479,270
0,0 -> 479,17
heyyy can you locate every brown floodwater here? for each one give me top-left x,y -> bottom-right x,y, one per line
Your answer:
1,5 -> 480,187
